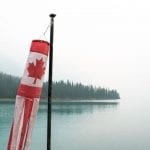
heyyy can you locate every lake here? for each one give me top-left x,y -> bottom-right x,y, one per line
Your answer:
0,98 -> 150,150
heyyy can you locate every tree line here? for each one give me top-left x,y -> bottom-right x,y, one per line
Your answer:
0,72 -> 120,100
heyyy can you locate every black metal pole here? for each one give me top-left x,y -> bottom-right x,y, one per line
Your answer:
47,13 -> 56,150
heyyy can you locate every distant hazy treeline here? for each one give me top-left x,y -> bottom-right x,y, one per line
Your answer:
0,72 -> 120,100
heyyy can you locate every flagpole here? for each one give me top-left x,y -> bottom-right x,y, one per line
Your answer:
47,13 -> 56,150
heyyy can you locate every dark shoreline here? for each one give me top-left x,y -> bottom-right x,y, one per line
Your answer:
0,99 -> 119,105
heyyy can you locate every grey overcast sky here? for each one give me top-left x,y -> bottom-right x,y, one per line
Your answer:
0,0 -> 150,97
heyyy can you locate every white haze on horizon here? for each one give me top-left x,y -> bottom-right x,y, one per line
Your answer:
0,0 -> 150,98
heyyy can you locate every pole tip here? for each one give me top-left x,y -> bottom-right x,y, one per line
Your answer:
49,14 -> 56,18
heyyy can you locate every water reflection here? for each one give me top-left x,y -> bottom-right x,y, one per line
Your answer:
0,100 -> 119,150
38,101 -> 119,115
0,101 -> 119,118
0,103 -> 14,128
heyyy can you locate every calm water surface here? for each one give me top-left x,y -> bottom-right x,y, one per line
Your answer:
0,98 -> 150,150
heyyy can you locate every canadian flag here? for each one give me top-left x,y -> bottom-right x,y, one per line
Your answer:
8,40 -> 49,150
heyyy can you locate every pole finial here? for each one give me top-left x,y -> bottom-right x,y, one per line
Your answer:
49,14 -> 56,18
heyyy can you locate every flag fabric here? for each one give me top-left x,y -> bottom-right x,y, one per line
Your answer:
8,40 -> 50,150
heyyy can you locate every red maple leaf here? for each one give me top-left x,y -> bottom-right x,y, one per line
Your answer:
27,58 -> 45,84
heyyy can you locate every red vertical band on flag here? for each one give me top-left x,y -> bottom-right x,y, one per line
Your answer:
30,40 -> 50,56
7,123 -> 14,150
18,99 -> 33,150
7,39 -> 49,150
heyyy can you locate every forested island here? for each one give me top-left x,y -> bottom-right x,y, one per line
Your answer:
0,72 -> 120,100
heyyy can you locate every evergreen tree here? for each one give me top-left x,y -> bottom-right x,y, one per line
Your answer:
0,72 -> 120,100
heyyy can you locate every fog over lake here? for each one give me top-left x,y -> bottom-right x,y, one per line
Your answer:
0,97 -> 150,150
1,0 -> 150,149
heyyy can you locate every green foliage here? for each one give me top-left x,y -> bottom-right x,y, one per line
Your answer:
0,72 -> 120,100
42,80 -> 120,100
0,72 -> 20,98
